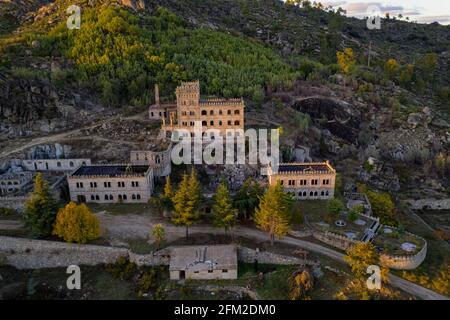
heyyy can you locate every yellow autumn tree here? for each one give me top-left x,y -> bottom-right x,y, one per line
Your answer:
384,58 -> 400,79
336,48 -> 356,75
53,202 -> 100,244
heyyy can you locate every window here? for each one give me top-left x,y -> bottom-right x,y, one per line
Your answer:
227,120 -> 232,126
132,194 -> 136,200
311,179 -> 319,186
300,179 -> 307,186
219,110 -> 223,115
234,110 -> 240,115
208,270 -> 213,273
201,110 -> 207,115
210,110 -> 214,115
90,182 -> 97,188
91,195 -> 95,200
118,182 -> 125,188
202,121 -> 207,126
159,112 -> 162,117
123,194 -> 127,200
151,112 -> 154,117
321,191 -> 325,196
279,180 -> 284,185
323,179 -> 330,185
137,194 -> 141,200
222,269 -> 228,273
57,162 -> 61,167
234,120 -> 240,125
194,271 -> 199,274
325,191 -> 329,196
227,110 -> 231,115
314,191 -> 318,196
95,195 -> 100,200
189,111 -> 195,116
105,195 -> 109,200
219,121 -> 222,126
210,121 -> 214,126
69,161 -> 74,167
310,191 -> 313,196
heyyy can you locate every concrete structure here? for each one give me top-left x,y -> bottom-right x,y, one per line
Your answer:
149,82 -> 245,136
67,164 -> 154,204
130,141 -> 172,177
0,171 -> 33,196
268,161 -> 336,200
22,159 -> 91,172
169,245 -> 238,280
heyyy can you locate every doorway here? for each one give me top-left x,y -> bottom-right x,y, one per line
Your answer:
179,270 -> 185,280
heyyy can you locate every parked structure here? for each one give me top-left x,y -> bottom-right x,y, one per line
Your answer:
22,159 -> 91,172
268,161 -> 336,200
149,81 -> 245,136
67,164 -> 154,204
169,245 -> 238,280
0,171 -> 33,196
130,141 -> 172,177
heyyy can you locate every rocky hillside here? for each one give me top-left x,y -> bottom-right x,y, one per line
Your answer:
0,0 -> 449,195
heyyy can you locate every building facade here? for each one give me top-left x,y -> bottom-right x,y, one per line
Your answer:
67,164 -> 154,204
0,171 -> 33,196
268,161 -> 336,200
169,245 -> 238,280
149,81 -> 245,136
22,159 -> 91,172
130,142 -> 172,177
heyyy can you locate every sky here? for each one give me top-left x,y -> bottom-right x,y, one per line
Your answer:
323,0 -> 450,25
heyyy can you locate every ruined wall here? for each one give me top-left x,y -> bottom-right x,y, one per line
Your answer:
0,196 -> 27,212
312,231 -> 358,251
406,199 -> 450,210
237,246 -> 316,266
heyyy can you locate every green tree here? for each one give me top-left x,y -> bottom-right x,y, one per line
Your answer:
327,198 -> 344,215
233,178 -> 264,220
254,183 -> 292,245
151,223 -> 166,250
366,190 -> 397,225
212,180 -> 237,235
345,242 -> 383,280
24,173 -> 58,238
52,202 -> 100,244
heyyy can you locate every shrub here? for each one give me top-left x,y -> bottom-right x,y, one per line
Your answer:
327,198 -> 344,215
107,256 -> 138,280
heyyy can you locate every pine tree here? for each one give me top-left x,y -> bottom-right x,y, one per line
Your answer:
24,173 -> 58,238
172,173 -> 200,238
187,168 -> 202,211
53,202 -> 100,244
254,183 -> 292,245
212,180 -> 237,235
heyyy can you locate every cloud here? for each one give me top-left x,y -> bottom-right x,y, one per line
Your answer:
413,15 -> 450,24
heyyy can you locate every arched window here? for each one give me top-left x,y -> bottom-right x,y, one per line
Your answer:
132,194 -> 136,200
137,194 -> 141,200
325,191 -> 329,196
69,161 -> 74,167
155,155 -> 161,164
234,110 -> 240,115
57,162 -> 61,167
210,110 -> 214,115
110,195 -> 114,200
151,112 -> 154,117
219,121 -> 222,126
91,195 -> 95,201
202,121 -> 207,126
298,192 -> 303,197
105,195 -> 109,200
210,121 -> 214,126
310,191 -> 313,197
201,110 -> 207,115
118,195 -> 122,200
123,194 -> 127,200
234,120 -> 240,125
314,191 -> 318,197
96,195 -> 100,200
321,191 -> 325,196
303,191 -> 307,197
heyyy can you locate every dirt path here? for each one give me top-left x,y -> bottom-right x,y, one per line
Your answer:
0,112 -> 148,160
0,220 -> 24,230
97,213 -> 449,301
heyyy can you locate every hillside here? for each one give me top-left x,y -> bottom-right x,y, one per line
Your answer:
0,0 -> 449,197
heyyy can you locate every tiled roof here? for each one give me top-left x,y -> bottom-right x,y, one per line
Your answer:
275,162 -> 335,174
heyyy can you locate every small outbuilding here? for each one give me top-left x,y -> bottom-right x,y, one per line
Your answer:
169,245 -> 238,280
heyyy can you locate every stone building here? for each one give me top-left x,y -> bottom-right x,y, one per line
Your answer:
130,141 -> 172,177
268,161 -> 336,200
149,81 -> 245,136
67,164 -> 154,204
22,159 -> 91,172
169,245 -> 238,280
0,171 -> 33,196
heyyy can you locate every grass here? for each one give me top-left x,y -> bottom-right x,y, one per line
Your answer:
88,203 -> 154,216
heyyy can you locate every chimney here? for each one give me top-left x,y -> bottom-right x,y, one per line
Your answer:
155,84 -> 160,105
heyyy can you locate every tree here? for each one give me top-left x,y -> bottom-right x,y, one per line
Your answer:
151,224 -> 166,250
234,178 -> 264,219
24,173 -> 58,238
289,268 -> 314,300
417,53 -> 438,80
366,190 -> 397,225
344,242 -> 386,280
53,202 -> 100,244
254,183 -> 292,245
348,204 -> 364,222
212,180 -> 237,235
336,48 -> 356,75
172,171 -> 201,238
327,198 -> 344,215
384,58 -> 400,80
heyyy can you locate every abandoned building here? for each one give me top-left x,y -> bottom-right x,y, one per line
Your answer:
130,141 -> 172,178
67,164 -> 154,204
169,245 -> 238,280
0,171 -> 33,196
268,161 -> 336,200
22,159 -> 91,172
149,81 -> 245,136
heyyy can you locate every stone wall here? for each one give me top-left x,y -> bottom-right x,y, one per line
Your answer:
0,196 -> 27,212
405,198 -> 450,210
380,241 -> 427,270
312,230 -> 358,251
237,246 -> 317,266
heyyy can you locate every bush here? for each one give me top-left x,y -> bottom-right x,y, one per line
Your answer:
107,256 -> 138,280
327,198 -> 344,215
52,202 -> 100,244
